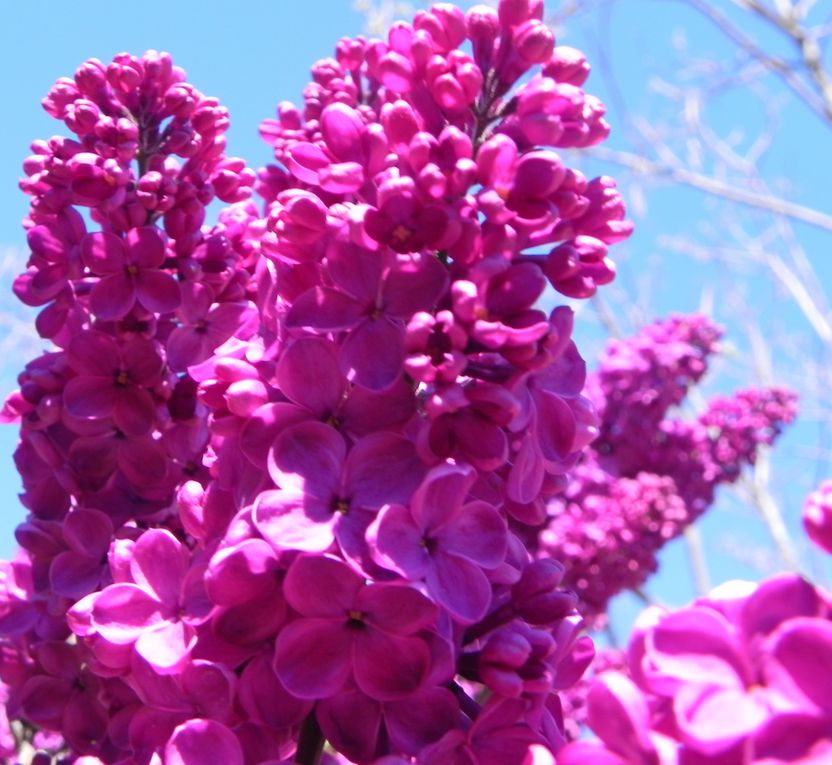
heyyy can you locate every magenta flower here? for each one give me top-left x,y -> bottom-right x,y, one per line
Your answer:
73,529 -> 209,674
81,226 -> 180,319
369,463 -> 507,623
287,241 -> 448,390
167,282 -> 258,371
273,554 -> 438,700
64,330 -> 164,436
254,421 -> 424,567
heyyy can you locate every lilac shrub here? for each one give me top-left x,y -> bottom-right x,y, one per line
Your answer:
540,316 -> 797,617
0,1 -> 637,763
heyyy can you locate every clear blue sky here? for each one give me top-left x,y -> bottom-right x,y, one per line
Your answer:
1,1 -> 828,623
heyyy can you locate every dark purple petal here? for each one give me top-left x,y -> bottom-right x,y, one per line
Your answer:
135,269 -> 181,314
358,583 -> 438,634
383,252 -> 449,317
345,432 -> 424,509
68,330 -> 120,375
127,226 -> 167,268
81,231 -> 125,274
427,552 -> 492,624
317,690 -> 382,764
63,376 -> 117,419
341,316 -> 405,390
384,687 -> 459,756
411,463 -> 476,531
353,628 -> 430,700
274,618 -> 353,699
283,553 -> 362,616
113,384 -> 155,436
368,504 -> 429,580
276,337 -> 344,417
439,500 -> 507,569
90,272 -> 136,320
287,286 -> 366,331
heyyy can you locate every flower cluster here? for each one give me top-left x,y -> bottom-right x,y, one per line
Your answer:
561,571 -> 832,763
540,316 -> 797,616
0,2 -> 636,763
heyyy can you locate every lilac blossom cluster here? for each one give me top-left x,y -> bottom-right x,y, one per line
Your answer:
540,316 -> 797,616
0,2 -> 638,763
560,571 -> 832,763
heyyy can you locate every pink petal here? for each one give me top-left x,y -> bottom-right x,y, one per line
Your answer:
341,316 -> 405,390
276,337 -> 344,417
267,420 -> 344,495
368,504 -> 429,579
411,463 -> 476,531
81,231 -> 125,274
206,539 -> 278,606
646,607 -> 747,691
64,376 -> 117,419
427,552 -> 492,624
135,269 -> 181,314
90,272 -> 136,319
353,628 -> 430,700
113,384 -> 155,436
253,489 -> 336,553
358,583 -> 438,634
674,683 -> 768,754
287,286 -> 366,331
68,330 -> 120,375
92,583 -> 163,644
321,103 -> 365,161
136,620 -> 195,674
164,719 -> 243,765
586,672 -> 657,763
440,500 -> 507,569
317,690 -> 382,764
282,554 -> 362,616
130,529 -> 188,608
127,226 -> 167,268
345,432 -> 424,509
765,617 -> 832,716
274,618 -> 353,699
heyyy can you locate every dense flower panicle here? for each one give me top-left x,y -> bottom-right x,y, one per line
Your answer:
559,574 -> 832,764
0,3 -> 636,763
540,317 -> 797,618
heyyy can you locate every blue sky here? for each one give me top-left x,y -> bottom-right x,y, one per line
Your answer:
0,1 -> 829,622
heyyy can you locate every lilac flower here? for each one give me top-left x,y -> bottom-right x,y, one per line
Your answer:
81,227 -> 180,319
273,554 -> 438,700
369,463 -> 507,623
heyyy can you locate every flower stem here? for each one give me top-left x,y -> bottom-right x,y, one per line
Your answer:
295,711 -> 325,765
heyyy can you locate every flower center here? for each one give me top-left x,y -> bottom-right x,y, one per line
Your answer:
392,224 -> 411,243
